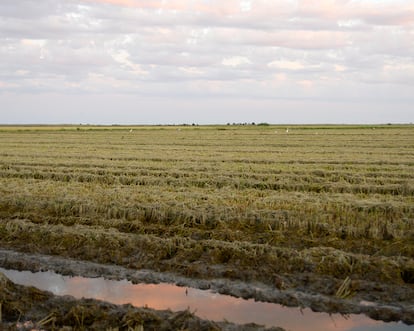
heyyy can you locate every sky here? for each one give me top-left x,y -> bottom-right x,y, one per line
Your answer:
0,0 -> 413,125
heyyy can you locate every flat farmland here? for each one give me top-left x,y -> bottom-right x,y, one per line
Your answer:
0,125 -> 414,327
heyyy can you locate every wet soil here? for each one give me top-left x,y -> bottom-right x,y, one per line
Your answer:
0,249 -> 413,328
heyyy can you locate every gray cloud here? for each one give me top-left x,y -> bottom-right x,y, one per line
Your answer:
0,0 -> 413,124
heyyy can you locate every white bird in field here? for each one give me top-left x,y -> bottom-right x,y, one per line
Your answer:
129,129 -> 133,133
286,128 -> 289,133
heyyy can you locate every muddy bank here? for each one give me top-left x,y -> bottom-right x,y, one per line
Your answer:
0,249 -> 413,325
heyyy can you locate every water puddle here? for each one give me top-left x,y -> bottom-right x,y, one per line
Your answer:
0,267 -> 411,331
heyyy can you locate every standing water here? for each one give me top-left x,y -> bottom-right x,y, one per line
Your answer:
0,267 -> 411,331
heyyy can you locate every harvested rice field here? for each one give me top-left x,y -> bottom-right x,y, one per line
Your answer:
0,124 -> 413,330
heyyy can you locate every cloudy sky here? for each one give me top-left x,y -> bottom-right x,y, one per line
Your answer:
1,0 -> 413,124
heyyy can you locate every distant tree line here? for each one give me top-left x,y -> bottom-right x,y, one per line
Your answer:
226,122 -> 270,126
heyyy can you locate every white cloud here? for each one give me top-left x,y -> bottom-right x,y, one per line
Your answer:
240,1 -> 252,12
334,64 -> 346,72
222,56 -> 251,67
109,49 -> 148,75
268,60 -> 306,70
179,66 -> 205,76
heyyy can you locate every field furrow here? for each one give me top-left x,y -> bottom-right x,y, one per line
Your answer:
0,124 -> 413,307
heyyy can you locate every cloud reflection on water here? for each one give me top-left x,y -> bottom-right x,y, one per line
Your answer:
0,268 -> 410,331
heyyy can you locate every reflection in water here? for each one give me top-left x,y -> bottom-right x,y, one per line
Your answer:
0,268 -> 410,331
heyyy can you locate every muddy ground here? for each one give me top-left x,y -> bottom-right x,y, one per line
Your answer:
0,249 -> 413,330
